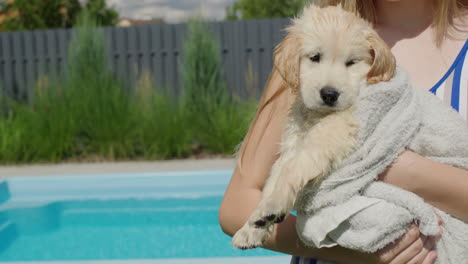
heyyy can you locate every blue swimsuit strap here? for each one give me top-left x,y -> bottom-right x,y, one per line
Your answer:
429,39 -> 468,94
294,256 -> 317,264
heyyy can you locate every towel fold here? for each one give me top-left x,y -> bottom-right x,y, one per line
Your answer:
295,67 -> 468,264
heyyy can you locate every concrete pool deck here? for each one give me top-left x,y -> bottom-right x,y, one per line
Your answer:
0,158 -> 236,177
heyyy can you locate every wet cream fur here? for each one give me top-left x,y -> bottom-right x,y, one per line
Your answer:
232,5 -> 396,249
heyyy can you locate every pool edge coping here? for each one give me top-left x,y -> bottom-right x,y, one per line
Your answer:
0,159 -> 237,178
0,256 -> 291,264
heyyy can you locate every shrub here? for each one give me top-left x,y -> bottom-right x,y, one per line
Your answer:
0,13 -> 133,162
133,72 -> 192,159
182,19 -> 255,154
64,13 -> 135,159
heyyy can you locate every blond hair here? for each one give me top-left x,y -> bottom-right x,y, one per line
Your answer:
313,0 -> 467,45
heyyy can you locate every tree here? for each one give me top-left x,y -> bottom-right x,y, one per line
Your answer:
226,0 -> 307,20
0,0 -> 80,31
0,0 -> 118,32
85,0 -> 118,27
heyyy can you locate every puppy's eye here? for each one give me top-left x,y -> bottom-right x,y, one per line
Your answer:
346,60 -> 356,67
310,54 -> 321,63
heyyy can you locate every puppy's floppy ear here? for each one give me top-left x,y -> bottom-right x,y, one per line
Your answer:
274,30 -> 301,93
367,31 -> 396,84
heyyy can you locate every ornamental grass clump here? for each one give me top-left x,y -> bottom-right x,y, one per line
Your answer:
0,78 -> 78,162
64,13 -> 135,159
182,19 -> 255,154
133,72 -> 192,159
0,13 -> 134,163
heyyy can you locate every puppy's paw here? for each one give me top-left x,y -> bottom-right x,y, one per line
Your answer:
251,199 -> 289,226
232,223 -> 273,250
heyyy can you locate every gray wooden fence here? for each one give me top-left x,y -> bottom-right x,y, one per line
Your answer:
0,18 -> 290,102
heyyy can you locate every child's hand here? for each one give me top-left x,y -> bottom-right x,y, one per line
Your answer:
373,223 -> 442,264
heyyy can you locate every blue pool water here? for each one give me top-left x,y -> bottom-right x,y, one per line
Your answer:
0,170 -> 283,261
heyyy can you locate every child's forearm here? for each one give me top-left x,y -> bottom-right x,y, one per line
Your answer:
219,182 -> 371,263
381,150 -> 468,221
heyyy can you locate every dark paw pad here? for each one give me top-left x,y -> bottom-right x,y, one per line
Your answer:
274,214 -> 286,223
254,220 -> 266,227
239,245 -> 258,250
265,214 -> 276,221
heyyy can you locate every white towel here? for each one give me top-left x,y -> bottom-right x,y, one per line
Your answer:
295,67 -> 468,264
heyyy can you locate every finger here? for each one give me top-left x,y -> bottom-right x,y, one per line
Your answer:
416,226 -> 442,264
432,208 -> 444,226
406,235 -> 437,264
389,234 -> 426,264
422,251 -> 438,264
378,225 -> 420,263
436,214 -> 444,226
436,225 -> 443,240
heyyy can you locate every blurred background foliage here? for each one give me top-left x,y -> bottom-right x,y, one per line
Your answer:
226,0 -> 308,20
0,0 -> 118,31
0,0 -> 313,163
0,14 -> 255,163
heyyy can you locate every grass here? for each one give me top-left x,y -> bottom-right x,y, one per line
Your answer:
133,73 -> 193,159
0,16 -> 256,164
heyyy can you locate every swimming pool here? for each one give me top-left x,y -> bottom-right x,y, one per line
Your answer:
0,169 -> 288,263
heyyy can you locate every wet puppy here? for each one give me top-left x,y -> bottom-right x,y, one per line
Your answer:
232,4 -> 396,249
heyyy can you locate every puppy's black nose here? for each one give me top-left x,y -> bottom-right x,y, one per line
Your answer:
320,87 -> 340,106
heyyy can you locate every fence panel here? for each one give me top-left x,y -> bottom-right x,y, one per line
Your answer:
23,32 -> 35,102
12,32 -> 25,100
0,18 -> 290,102
1,33 -> 14,99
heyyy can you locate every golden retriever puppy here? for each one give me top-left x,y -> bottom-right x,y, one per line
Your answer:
232,4 -> 396,249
